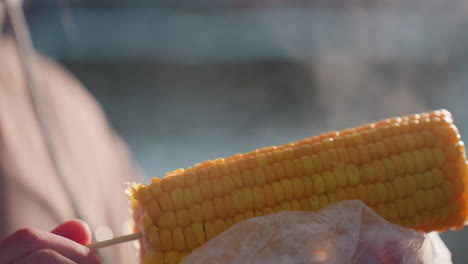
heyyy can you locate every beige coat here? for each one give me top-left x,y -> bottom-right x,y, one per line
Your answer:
0,38 -> 143,263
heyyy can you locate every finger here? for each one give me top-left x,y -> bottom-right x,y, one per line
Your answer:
0,228 -> 100,264
14,249 -> 76,264
51,220 -> 92,245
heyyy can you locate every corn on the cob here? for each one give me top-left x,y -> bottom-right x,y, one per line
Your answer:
128,109 -> 468,264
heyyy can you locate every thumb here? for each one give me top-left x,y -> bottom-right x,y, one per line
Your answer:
51,219 -> 92,245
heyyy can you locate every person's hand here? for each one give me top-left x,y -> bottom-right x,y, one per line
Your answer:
0,220 -> 101,264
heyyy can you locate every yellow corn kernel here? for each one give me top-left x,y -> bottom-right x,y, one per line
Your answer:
192,223 -> 205,245
323,171 -> 337,192
212,178 -> 224,197
243,187 -> 254,211
158,192 -> 174,211
272,181 -> 285,202
221,176 -> 234,194
280,178 -> 294,201
274,163 -> 286,180
232,189 -> 245,212
291,177 -> 305,199
214,219 -> 227,235
146,225 -> 162,251
188,204 -> 204,223
293,158 -> 304,177
301,156 -> 314,175
311,155 -> 323,173
333,167 -> 347,188
175,209 -> 190,227
345,187 -> 358,200
405,175 -> 417,196
253,168 -> 266,185
313,173 -> 326,195
336,188 -> 347,201
253,186 -> 265,210
309,195 -> 320,210
283,160 -> 295,178
240,211 -> 253,220
160,229 -> 173,251
376,182 -> 388,203
346,164 -> 360,186
367,184 -> 378,205
242,170 -> 255,186
393,177 -> 406,198
189,184 -> 203,204
172,228 -> 185,251
158,212 -> 176,229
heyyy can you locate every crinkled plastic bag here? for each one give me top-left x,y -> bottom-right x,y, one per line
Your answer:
181,200 -> 451,264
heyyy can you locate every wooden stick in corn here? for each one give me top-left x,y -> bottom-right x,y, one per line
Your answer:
127,109 -> 468,264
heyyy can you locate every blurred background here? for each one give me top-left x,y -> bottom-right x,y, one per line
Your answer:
12,0 -> 468,261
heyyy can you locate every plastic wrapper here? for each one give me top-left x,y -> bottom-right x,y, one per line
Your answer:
181,200 -> 451,264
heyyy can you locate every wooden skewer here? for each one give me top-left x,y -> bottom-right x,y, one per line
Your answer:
87,232 -> 142,250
